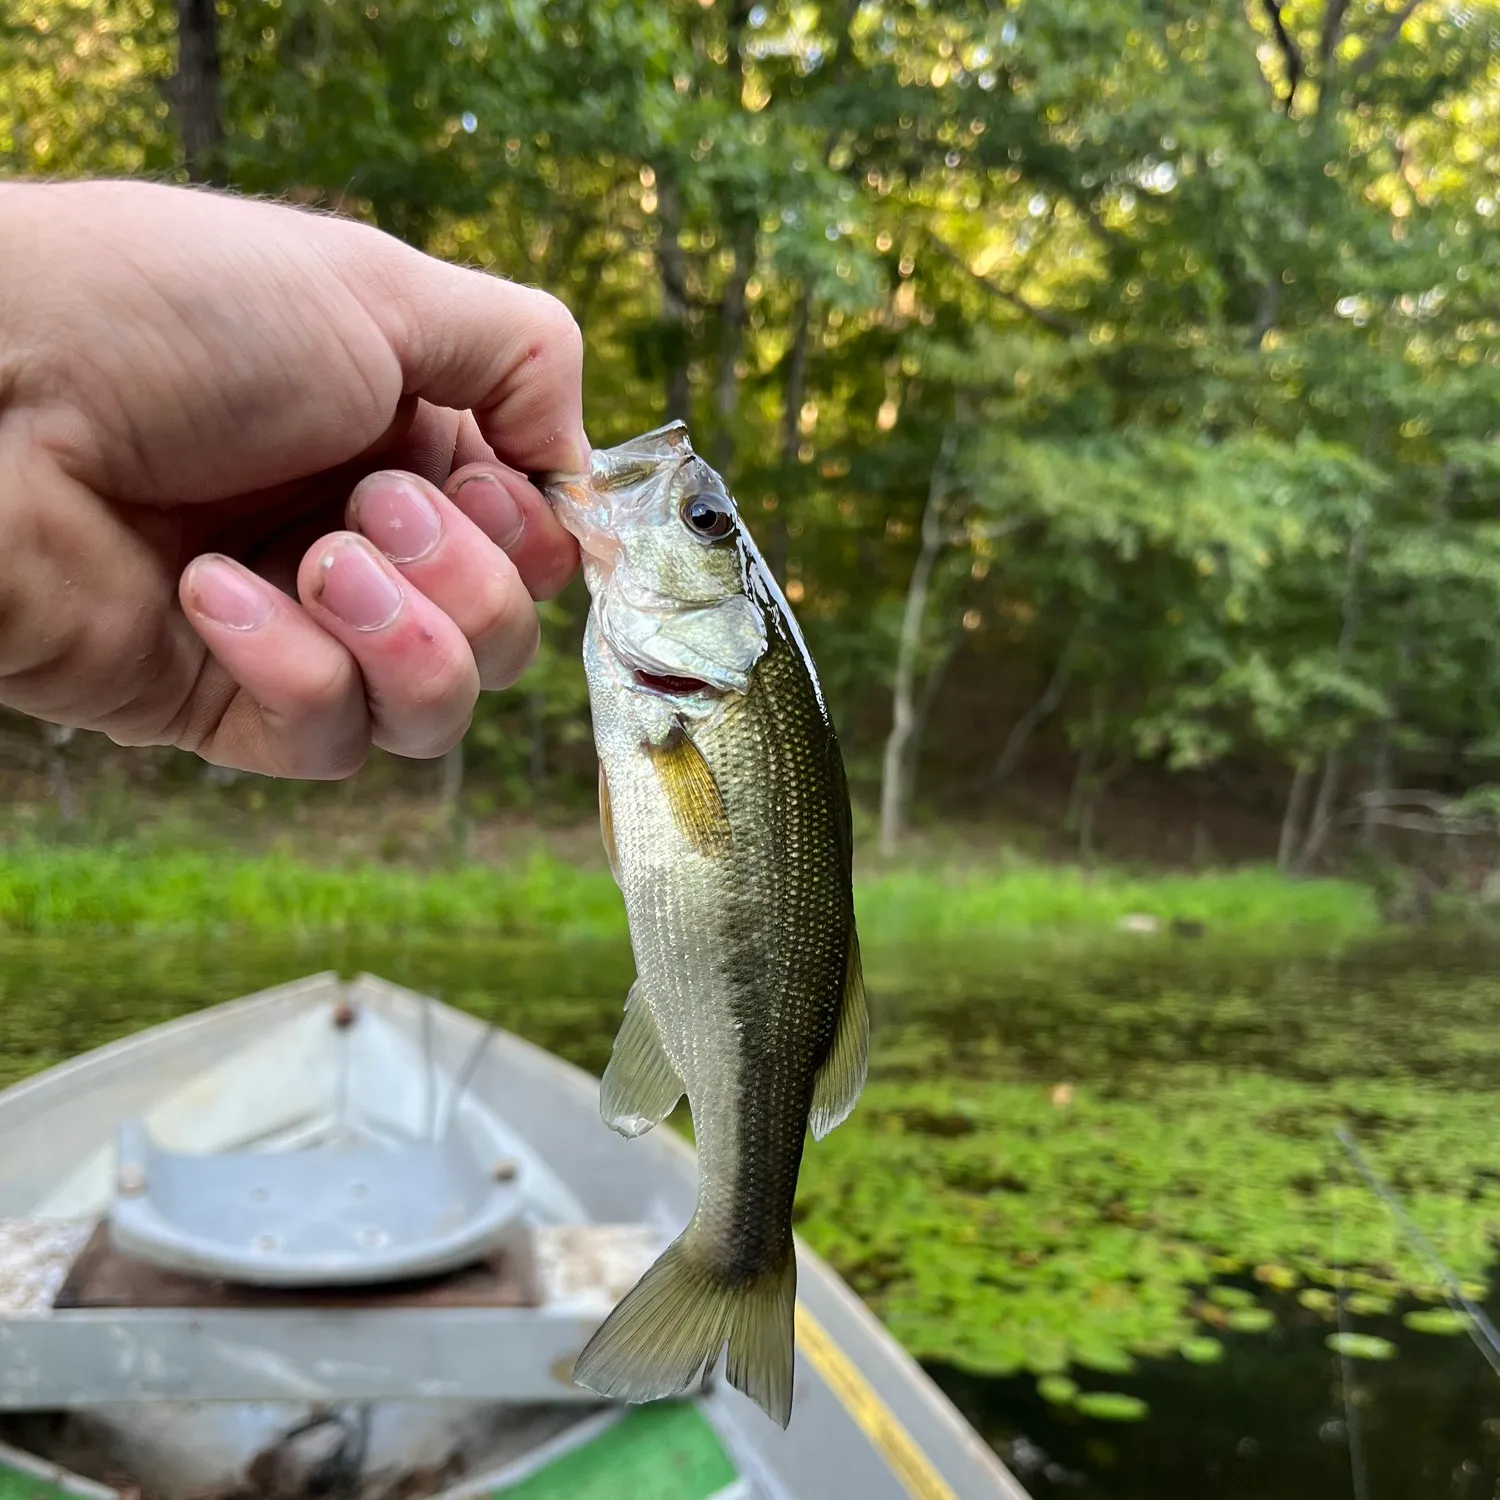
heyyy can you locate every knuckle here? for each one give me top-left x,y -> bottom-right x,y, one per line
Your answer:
524,288 -> 584,357
473,588 -> 539,690
375,651 -> 478,759
287,652 -> 359,720
279,729 -> 369,781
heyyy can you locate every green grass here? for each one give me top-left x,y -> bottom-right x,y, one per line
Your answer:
0,841 -> 1380,945
855,862 -> 1378,945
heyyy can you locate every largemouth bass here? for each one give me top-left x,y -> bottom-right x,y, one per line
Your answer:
542,421 -> 867,1428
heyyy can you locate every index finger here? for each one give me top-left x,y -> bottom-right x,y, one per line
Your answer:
350,235 -> 589,477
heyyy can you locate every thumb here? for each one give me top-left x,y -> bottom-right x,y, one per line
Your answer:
347,232 -> 590,477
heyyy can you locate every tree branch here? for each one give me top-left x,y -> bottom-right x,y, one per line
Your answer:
1347,0 -> 1427,81
927,235 -> 1080,336
1258,0 -> 1303,113
1317,0 -> 1351,94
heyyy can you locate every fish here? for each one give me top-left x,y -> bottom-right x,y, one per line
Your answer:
541,421 -> 868,1429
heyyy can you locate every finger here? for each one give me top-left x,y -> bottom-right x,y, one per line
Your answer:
350,233 -> 589,475
178,554 -> 371,778
452,409 -> 498,471
296,532 -> 481,759
347,470 -> 542,690
444,462 -> 580,601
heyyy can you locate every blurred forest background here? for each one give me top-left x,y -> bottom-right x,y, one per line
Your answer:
10,11 -> 1500,1487
2,0 -> 1500,884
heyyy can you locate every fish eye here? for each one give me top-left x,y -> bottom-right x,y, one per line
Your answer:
680,492 -> 736,542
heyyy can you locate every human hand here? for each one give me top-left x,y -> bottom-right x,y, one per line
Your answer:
0,178 -> 586,777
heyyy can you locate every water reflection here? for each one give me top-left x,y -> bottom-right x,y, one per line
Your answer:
1,925 -> 1497,1496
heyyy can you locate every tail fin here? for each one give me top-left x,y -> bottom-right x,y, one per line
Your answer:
572,1227 -> 797,1428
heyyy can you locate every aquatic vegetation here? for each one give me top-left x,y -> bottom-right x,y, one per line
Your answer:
1326,1333 -> 1397,1361
791,932 -> 1500,1389
1073,1392 -> 1149,1422
1403,1308 -> 1470,1336
0,914 -> 1495,1423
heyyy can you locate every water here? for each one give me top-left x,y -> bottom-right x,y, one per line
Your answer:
2,925 -> 1498,1499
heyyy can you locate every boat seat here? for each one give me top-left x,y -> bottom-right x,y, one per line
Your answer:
105,1118 -> 524,1287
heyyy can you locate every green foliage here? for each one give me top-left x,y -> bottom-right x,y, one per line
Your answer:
4,0 -> 1498,855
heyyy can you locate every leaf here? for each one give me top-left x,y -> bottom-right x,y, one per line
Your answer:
1225,1307 -> 1275,1334
1402,1308 -> 1470,1336
1038,1375 -> 1079,1406
1075,1391 -> 1150,1422
1179,1336 -> 1226,1365
1326,1333 -> 1398,1361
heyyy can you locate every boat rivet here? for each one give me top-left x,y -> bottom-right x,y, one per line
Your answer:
332,1001 -> 358,1029
493,1158 -> 519,1182
117,1165 -> 147,1197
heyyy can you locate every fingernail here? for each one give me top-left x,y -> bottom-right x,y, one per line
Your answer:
187,555 -> 275,631
316,538 -> 403,631
351,472 -> 441,564
453,471 -> 525,549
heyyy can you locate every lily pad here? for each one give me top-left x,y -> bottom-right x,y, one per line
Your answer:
1075,1391 -> 1150,1422
1225,1306 -> 1274,1334
1403,1308 -> 1470,1336
1038,1374 -> 1079,1405
1326,1332 -> 1397,1361
1179,1336 -> 1225,1365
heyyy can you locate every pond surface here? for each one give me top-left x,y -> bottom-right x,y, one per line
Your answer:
1,925 -> 1498,1500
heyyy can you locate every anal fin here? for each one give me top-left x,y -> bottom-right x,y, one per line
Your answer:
809,925 -> 869,1140
600,981 -> 684,1137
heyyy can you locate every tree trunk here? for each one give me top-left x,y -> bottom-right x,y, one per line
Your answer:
170,0 -> 223,183
1363,717 -> 1394,850
45,725 -> 75,827
1064,737 -> 1099,840
439,740 -> 464,807
1297,746 -> 1343,871
655,173 -> 692,424
878,424 -> 959,856
991,624 -> 1084,785
766,286 -> 813,583
1063,686 -> 1108,840
1278,762 -> 1313,874
527,691 -> 548,789
711,217 -> 757,475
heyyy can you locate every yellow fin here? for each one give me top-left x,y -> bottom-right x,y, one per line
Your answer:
598,761 -> 620,884
600,981 -> 684,1138
808,925 -> 869,1140
643,724 -> 731,858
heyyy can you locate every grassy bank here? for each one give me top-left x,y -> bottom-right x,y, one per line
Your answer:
0,841 -> 1381,945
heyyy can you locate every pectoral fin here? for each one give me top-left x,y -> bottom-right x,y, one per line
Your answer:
599,762 -> 621,885
600,981 -> 685,1137
643,724 -> 732,858
808,926 -> 869,1140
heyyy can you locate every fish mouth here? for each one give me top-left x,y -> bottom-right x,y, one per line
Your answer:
633,669 -> 715,697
